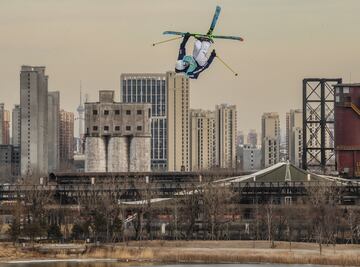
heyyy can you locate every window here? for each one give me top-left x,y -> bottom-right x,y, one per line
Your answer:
115,126 -> 120,131
104,126 -> 109,131
93,110 -> 98,115
115,110 -> 120,115
126,110 -> 131,115
93,126 -> 98,131
126,126 -> 131,131
104,110 -> 109,115
137,110 -> 143,115
137,126 -> 142,131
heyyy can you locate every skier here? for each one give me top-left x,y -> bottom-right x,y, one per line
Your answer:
175,32 -> 216,79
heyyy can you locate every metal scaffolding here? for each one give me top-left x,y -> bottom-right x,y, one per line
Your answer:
302,78 -> 342,173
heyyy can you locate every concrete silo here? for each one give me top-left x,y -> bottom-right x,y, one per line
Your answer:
108,137 -> 128,172
129,136 -> 151,172
85,137 -> 106,172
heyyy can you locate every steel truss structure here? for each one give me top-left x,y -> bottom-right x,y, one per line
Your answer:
302,78 -> 342,173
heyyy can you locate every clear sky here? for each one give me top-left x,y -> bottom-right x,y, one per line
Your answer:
0,0 -> 359,135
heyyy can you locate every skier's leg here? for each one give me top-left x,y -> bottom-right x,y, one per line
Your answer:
178,34 -> 190,60
192,40 -> 202,59
195,41 -> 211,67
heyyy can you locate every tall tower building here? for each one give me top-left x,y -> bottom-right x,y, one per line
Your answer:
76,85 -> 85,154
286,109 -> 303,168
121,73 -> 167,171
215,104 -> 237,169
261,112 -> 280,168
48,91 -> 60,172
167,72 -> 190,171
59,109 -> 74,170
20,66 -> 48,176
12,105 -> 21,146
189,109 -> 216,171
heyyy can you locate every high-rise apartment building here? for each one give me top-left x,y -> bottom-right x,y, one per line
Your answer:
0,104 -> 3,144
167,72 -> 190,171
261,112 -> 280,168
215,104 -> 237,169
121,73 -> 167,171
189,109 -> 216,171
286,109 -> 303,168
247,129 -> 258,147
12,105 -> 21,146
60,109 -> 74,170
20,66 -> 48,176
48,91 -> 60,172
0,104 -> 10,145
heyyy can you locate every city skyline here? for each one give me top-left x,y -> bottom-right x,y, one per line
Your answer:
1,1 -> 360,132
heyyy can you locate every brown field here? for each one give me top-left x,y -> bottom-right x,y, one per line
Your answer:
2,240 -> 360,266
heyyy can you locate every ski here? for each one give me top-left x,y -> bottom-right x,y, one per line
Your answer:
163,31 -> 243,42
212,35 -> 244,41
208,6 -> 221,35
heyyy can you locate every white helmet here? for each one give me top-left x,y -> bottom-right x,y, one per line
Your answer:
175,60 -> 187,71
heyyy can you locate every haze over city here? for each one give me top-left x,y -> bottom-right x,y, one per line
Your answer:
1,0 -> 360,132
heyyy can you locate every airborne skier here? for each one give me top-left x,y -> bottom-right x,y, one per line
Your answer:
175,33 -> 216,79
155,6 -> 243,78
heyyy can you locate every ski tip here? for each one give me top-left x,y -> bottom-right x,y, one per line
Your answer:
216,5 -> 221,11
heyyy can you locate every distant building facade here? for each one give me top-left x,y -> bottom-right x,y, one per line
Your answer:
286,109 -> 303,168
85,90 -> 151,172
247,129 -> 258,147
0,104 -> 10,145
12,105 -> 21,146
167,72 -> 190,171
59,110 -> 74,170
189,109 -> 216,171
261,112 -> 280,168
121,73 -> 167,171
0,145 -> 20,182
215,104 -> 237,169
48,91 -> 60,172
20,66 -> 48,176
241,144 -> 262,171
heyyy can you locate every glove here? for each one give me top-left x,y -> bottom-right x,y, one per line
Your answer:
211,49 -> 216,57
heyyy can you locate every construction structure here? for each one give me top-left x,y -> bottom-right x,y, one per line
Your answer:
302,78 -> 342,174
334,83 -> 360,178
85,90 -> 151,172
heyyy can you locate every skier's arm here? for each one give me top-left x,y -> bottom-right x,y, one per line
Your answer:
192,50 -> 216,79
177,33 -> 191,60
